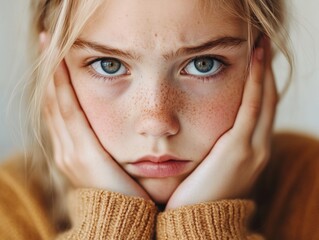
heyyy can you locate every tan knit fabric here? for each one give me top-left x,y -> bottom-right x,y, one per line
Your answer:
0,133 -> 318,239
252,132 -> 319,240
58,189 -> 157,239
157,200 -> 263,239
0,156 -> 55,240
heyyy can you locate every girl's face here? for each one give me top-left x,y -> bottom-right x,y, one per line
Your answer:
65,0 -> 250,203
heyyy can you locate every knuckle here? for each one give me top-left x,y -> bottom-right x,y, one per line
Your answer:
60,104 -> 76,120
236,145 -> 252,163
54,76 -> 64,88
247,101 -> 261,119
257,148 -> 271,163
45,103 -> 54,115
63,154 -> 77,170
44,98 -> 56,115
54,155 -> 65,171
253,74 -> 263,86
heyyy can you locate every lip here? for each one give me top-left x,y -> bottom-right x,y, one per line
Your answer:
129,155 -> 191,178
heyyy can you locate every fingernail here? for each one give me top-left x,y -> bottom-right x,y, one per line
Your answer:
256,48 -> 264,61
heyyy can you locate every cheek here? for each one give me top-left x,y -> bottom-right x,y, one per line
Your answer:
83,99 -> 124,139
66,61 -> 129,157
197,86 -> 242,133
181,76 -> 245,154
71,82 -> 128,157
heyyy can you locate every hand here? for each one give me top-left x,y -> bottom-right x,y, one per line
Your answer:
44,60 -> 150,200
166,37 -> 277,209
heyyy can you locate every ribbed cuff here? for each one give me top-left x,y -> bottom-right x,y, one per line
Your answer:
157,200 -> 261,240
65,189 -> 157,240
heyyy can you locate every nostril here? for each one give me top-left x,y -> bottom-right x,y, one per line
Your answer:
136,111 -> 180,138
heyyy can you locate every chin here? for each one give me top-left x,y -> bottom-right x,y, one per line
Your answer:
138,177 -> 182,204
150,191 -> 172,204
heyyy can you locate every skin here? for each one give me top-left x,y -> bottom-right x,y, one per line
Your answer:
65,0 -> 248,203
44,0 -> 276,208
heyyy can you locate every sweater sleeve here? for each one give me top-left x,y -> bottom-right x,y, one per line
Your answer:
0,160 -> 55,240
252,132 -> 319,239
57,189 -> 157,240
156,199 -> 264,240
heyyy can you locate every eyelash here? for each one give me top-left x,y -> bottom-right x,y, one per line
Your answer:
85,57 -> 130,82
84,55 -> 230,82
180,55 -> 230,82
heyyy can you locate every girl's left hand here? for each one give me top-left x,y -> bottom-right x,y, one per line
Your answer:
166,37 -> 277,209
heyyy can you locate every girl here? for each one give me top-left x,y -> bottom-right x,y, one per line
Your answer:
1,0 -> 319,239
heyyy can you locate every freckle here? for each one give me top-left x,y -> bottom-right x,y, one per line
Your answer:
154,33 -> 158,37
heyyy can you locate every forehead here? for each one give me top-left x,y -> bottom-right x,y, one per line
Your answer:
80,0 -> 246,51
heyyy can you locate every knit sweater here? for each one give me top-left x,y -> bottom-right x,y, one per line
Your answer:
0,133 -> 318,239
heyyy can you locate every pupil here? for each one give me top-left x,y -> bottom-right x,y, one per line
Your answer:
194,57 -> 214,73
101,59 -> 121,74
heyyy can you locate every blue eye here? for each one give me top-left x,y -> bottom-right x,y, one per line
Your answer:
184,56 -> 223,77
91,58 -> 127,76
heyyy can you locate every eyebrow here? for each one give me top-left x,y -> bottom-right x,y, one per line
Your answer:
73,36 -> 246,61
73,39 -> 139,60
169,37 -> 246,59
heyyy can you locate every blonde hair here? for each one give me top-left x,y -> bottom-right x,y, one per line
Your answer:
27,0 -> 292,230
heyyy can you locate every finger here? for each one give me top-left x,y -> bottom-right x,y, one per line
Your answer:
44,79 -> 73,170
54,60 -> 103,151
232,37 -> 266,141
44,106 -> 63,167
46,79 -> 72,145
253,38 -> 278,145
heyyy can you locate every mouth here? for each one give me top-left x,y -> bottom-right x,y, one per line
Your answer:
128,155 -> 191,178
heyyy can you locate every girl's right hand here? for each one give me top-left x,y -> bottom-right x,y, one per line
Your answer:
44,60 -> 150,200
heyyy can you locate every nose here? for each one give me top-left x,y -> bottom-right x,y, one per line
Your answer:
135,84 -> 180,138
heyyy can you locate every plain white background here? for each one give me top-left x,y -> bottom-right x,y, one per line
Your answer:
1,1 -> 319,159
